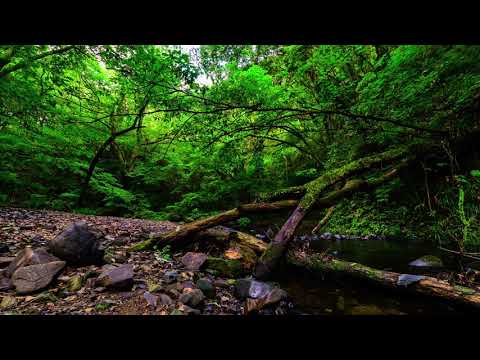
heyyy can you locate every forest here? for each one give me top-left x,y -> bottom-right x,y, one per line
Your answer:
1,45 -> 480,315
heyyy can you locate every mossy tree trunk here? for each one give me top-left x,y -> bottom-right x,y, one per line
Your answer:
286,248 -> 480,310
128,200 -> 298,252
254,153 -> 411,279
129,147 -> 411,280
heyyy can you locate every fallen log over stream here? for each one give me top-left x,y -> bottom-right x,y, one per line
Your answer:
286,248 -> 480,310
254,157 -> 412,279
128,200 -> 297,252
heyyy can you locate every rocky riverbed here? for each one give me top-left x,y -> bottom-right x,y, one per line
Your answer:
0,207 -> 292,315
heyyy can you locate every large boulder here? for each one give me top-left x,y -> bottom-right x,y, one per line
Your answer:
95,263 -> 134,290
49,221 -> 105,265
11,261 -> 66,294
6,247 -> 60,277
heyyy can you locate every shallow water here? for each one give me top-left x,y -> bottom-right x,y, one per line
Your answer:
245,212 -> 468,315
276,267 -> 464,315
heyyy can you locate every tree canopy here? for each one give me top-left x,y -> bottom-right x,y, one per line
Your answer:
1,44 -> 480,251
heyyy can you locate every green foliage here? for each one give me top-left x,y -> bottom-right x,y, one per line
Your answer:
236,217 -> 252,229
153,244 -> 172,262
1,44 -> 480,251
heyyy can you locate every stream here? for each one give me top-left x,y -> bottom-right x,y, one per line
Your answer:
244,212 -> 470,315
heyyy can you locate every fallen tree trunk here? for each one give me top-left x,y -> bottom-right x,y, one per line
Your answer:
129,147 -> 411,261
128,200 -> 297,252
196,226 -> 268,254
286,248 -> 480,310
261,146 -> 409,206
254,158 -> 411,279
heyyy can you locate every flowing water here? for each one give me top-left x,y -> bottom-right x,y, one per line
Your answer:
245,212 -> 470,315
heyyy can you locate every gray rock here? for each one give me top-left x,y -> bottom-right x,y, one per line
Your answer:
196,278 -> 215,298
96,263 -> 134,290
179,288 -> 205,308
49,221 -> 104,265
181,252 -> 208,270
11,261 -> 66,294
143,291 -> 158,307
6,247 -> 60,277
245,288 -> 288,314
164,270 -> 179,284
235,278 -> 288,313
0,275 -> 13,291
158,293 -> 173,306
409,255 -> 444,268
235,279 -> 273,299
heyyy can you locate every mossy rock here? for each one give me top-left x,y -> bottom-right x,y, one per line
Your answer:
67,275 -> 83,292
202,257 -> 246,278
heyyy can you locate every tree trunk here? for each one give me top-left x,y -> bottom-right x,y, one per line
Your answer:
128,147 -> 411,265
286,248 -> 480,310
77,101 -> 148,206
254,157 -> 411,279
